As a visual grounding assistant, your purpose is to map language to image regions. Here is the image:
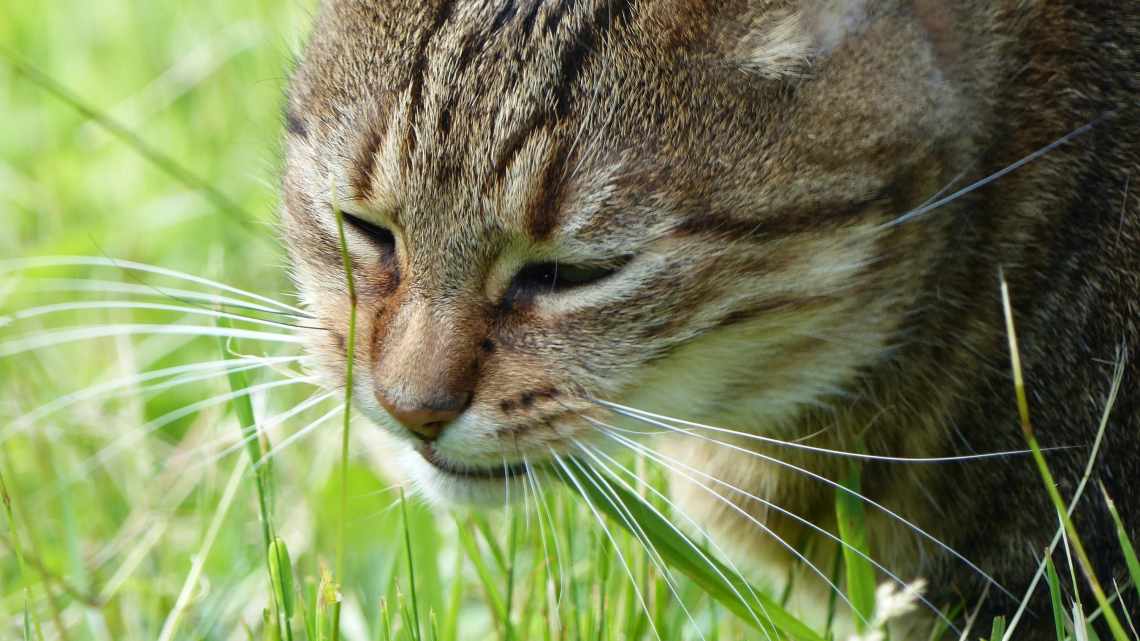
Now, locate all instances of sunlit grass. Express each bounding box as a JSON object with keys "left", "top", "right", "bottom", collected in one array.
[{"left": 1, "top": 1, "right": 1136, "bottom": 640}]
